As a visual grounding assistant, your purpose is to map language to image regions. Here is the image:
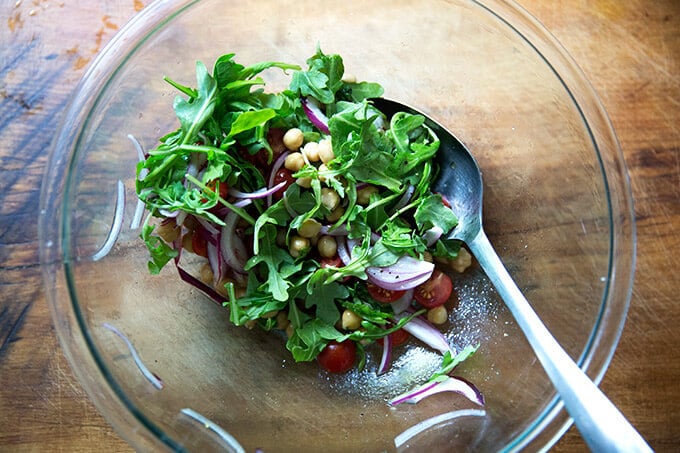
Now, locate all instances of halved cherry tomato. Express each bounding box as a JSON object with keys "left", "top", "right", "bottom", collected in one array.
[
  {"left": 320, "top": 255, "right": 343, "bottom": 269},
  {"left": 367, "top": 282, "right": 406, "bottom": 304},
  {"left": 377, "top": 328, "right": 410, "bottom": 347},
  {"left": 191, "top": 227, "right": 208, "bottom": 258},
  {"left": 272, "top": 168, "right": 295, "bottom": 200},
  {"left": 414, "top": 269, "right": 453, "bottom": 308},
  {"left": 317, "top": 340, "right": 356, "bottom": 373}
]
